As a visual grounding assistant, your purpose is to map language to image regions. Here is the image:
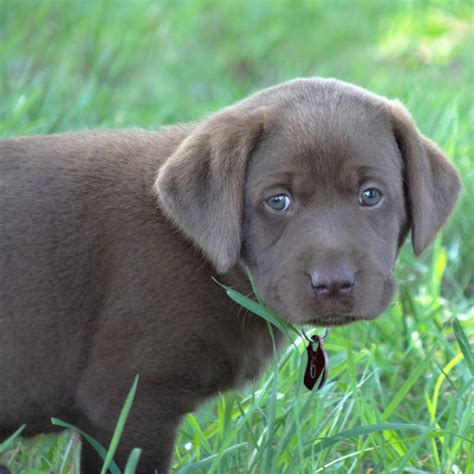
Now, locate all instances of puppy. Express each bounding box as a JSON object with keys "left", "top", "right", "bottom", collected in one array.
[{"left": 0, "top": 78, "right": 460, "bottom": 473}]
